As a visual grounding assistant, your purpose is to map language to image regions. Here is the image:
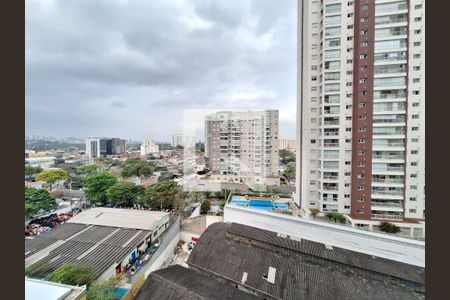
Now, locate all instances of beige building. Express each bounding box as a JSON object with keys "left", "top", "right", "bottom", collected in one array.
[
  {"left": 296, "top": 0, "right": 425, "bottom": 230},
  {"left": 205, "top": 110, "right": 279, "bottom": 186},
  {"left": 279, "top": 138, "right": 296, "bottom": 152}
]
